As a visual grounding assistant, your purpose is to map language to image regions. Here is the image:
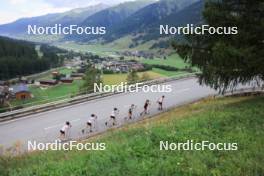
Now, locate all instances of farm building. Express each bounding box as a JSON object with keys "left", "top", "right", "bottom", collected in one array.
[
  {"left": 60, "top": 78, "right": 73, "bottom": 83},
  {"left": 39, "top": 80, "right": 58, "bottom": 86},
  {"left": 71, "top": 73, "right": 85, "bottom": 79},
  {"left": 10, "top": 84, "right": 32, "bottom": 100}
]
